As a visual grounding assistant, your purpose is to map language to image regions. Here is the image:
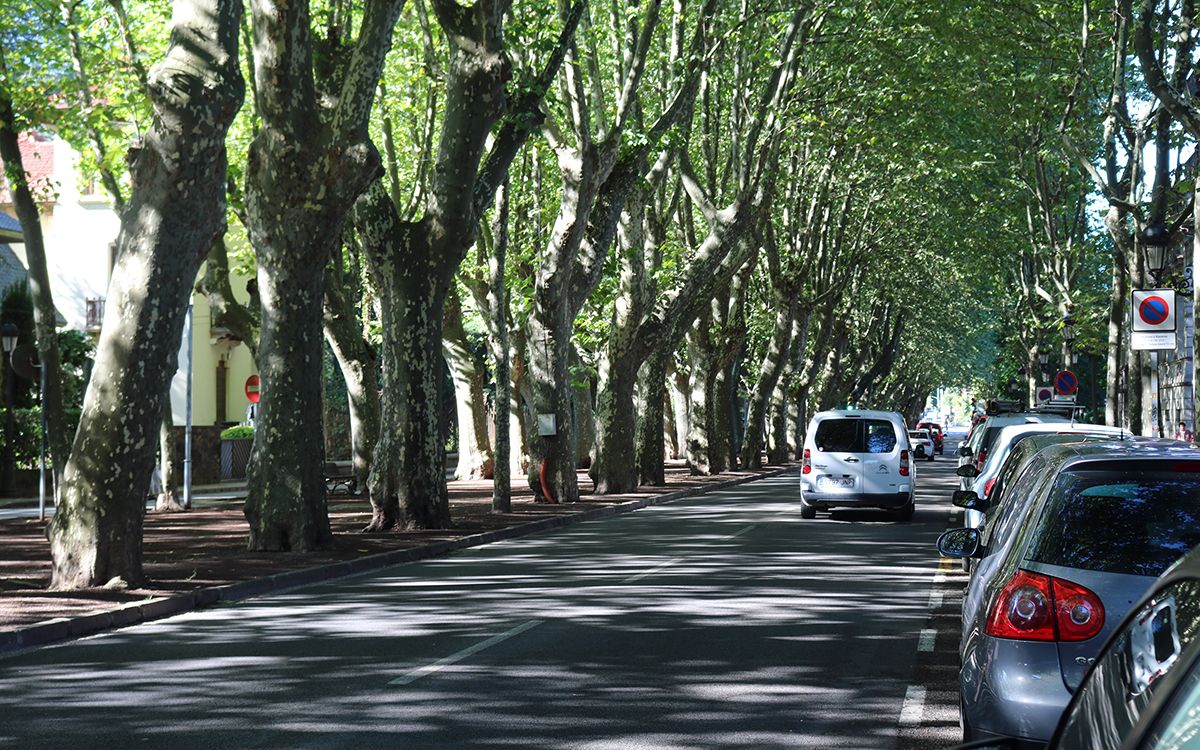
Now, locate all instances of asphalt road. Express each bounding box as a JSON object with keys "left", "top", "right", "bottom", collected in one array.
[{"left": 0, "top": 446, "right": 967, "bottom": 750}]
